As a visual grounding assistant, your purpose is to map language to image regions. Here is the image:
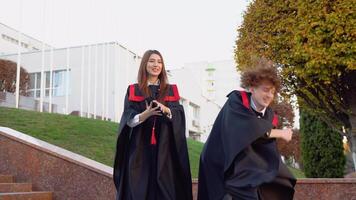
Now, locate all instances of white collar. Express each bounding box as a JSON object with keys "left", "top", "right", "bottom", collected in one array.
[
  {"left": 148, "top": 79, "right": 160, "bottom": 86},
  {"left": 250, "top": 97, "right": 266, "bottom": 116}
]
